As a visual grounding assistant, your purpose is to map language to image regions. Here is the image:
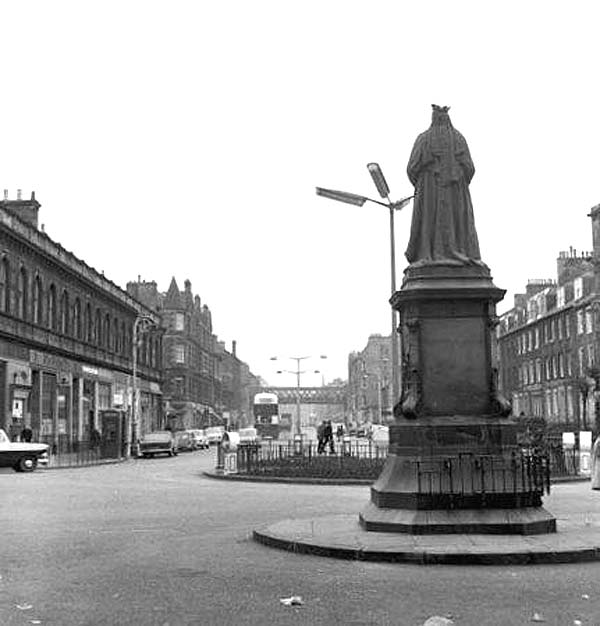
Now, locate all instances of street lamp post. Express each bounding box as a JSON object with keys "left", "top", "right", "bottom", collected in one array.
[
  {"left": 271, "top": 355, "right": 327, "bottom": 435},
  {"left": 317, "top": 164, "right": 412, "bottom": 416},
  {"left": 131, "top": 314, "right": 156, "bottom": 458}
]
